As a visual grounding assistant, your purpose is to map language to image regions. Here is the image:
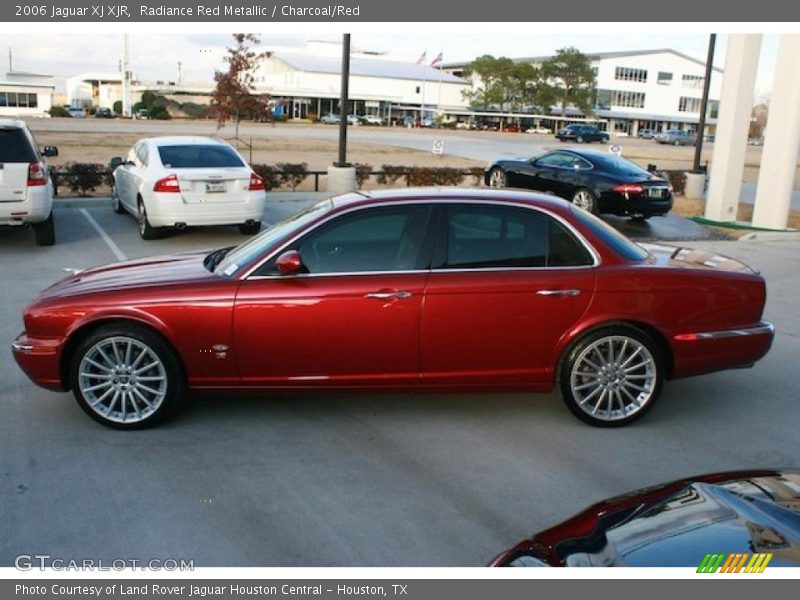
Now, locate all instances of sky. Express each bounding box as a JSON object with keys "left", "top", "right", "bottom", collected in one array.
[{"left": 1, "top": 32, "right": 780, "bottom": 100}]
